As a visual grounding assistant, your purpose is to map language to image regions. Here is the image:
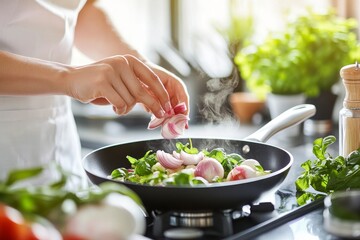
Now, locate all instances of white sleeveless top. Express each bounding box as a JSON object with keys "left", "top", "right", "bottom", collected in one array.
[{"left": 0, "top": 0, "right": 87, "bottom": 188}]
